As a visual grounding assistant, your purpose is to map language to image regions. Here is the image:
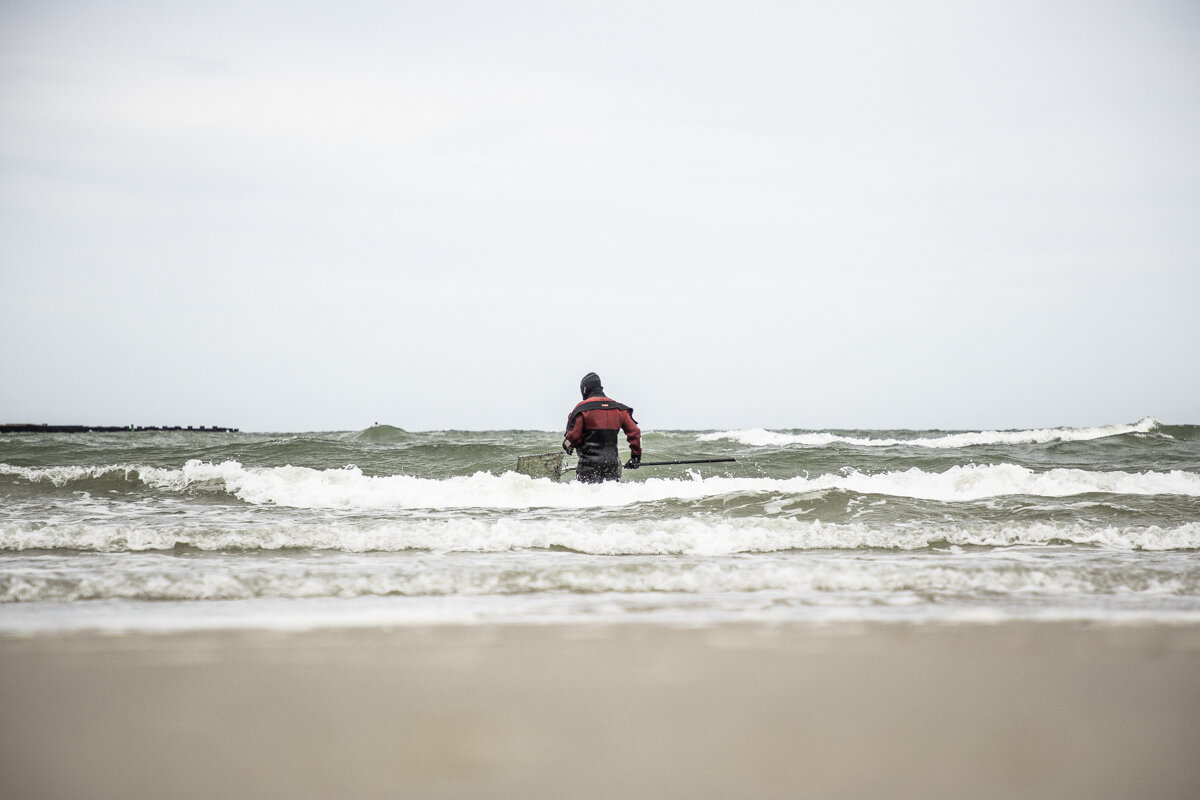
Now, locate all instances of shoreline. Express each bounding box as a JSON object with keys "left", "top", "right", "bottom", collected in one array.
[{"left": 3, "top": 620, "right": 1199, "bottom": 799}]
